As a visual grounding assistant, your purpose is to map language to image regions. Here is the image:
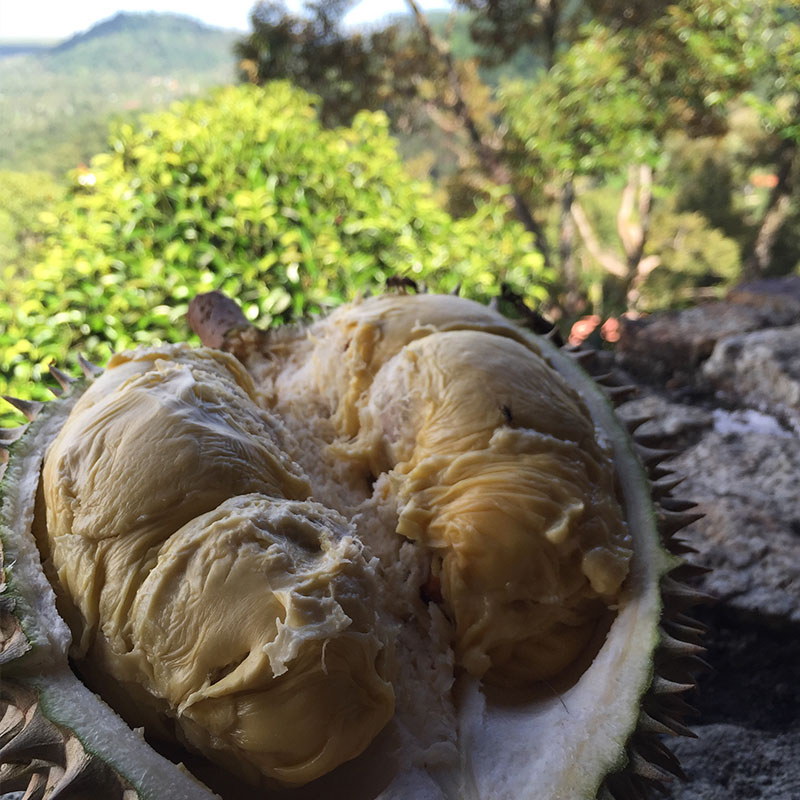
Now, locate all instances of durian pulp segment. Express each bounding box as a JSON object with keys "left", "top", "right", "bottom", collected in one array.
[
  {"left": 40, "top": 345, "right": 396, "bottom": 787},
  {"left": 11, "top": 293, "right": 666, "bottom": 800},
  {"left": 236, "top": 294, "right": 644, "bottom": 799}
]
